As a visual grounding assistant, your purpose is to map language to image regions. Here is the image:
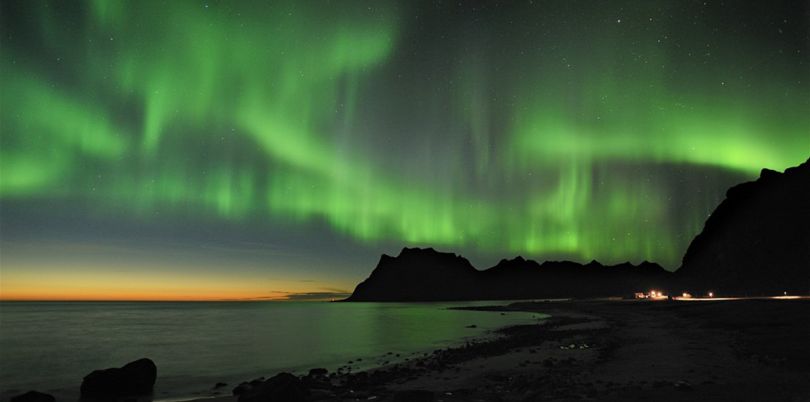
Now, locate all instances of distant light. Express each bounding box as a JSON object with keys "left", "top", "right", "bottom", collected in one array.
[
  {"left": 708, "top": 292, "right": 714, "bottom": 298},
  {"left": 784, "top": 291, "right": 788, "bottom": 296}
]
